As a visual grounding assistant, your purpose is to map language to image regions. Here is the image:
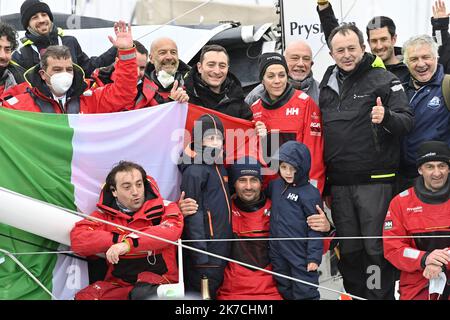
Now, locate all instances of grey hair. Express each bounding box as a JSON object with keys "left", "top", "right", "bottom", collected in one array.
[{"left": 402, "top": 34, "right": 439, "bottom": 64}]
